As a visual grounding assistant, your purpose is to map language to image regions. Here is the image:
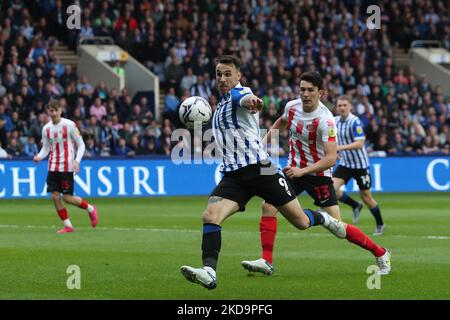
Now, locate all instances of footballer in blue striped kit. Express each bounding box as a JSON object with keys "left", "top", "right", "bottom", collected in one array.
[
  {"left": 333, "top": 95, "right": 386, "bottom": 235},
  {"left": 180, "top": 56, "right": 360, "bottom": 289}
]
